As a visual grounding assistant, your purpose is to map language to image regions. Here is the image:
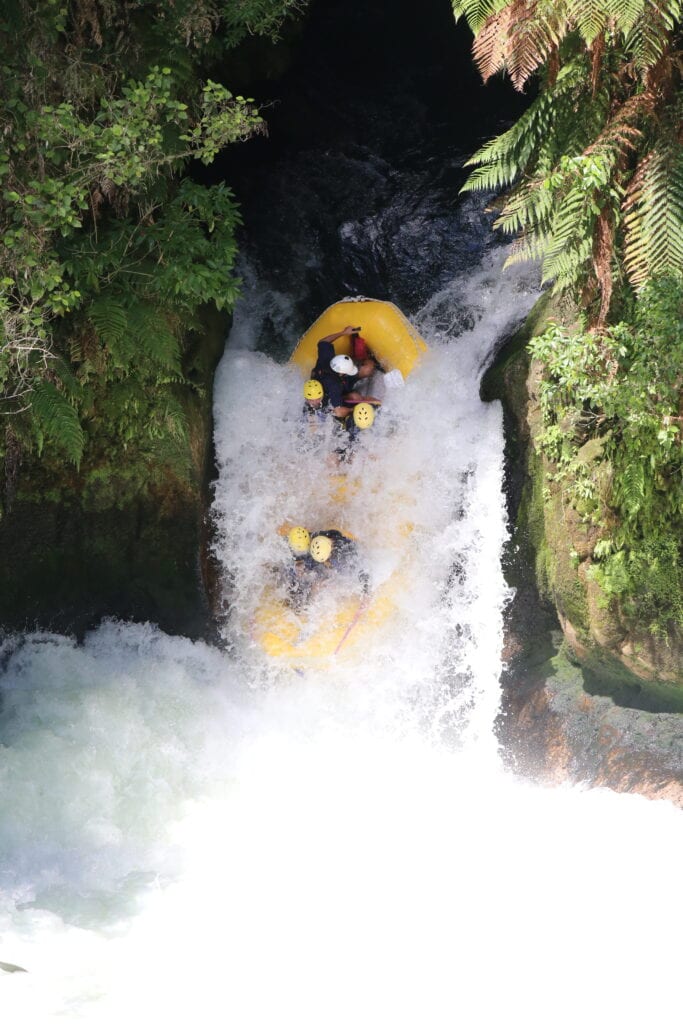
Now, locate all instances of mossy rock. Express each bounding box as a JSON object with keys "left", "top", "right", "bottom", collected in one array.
[
  {"left": 0, "top": 306, "right": 228, "bottom": 640},
  {"left": 489, "top": 290, "right": 683, "bottom": 706}
]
